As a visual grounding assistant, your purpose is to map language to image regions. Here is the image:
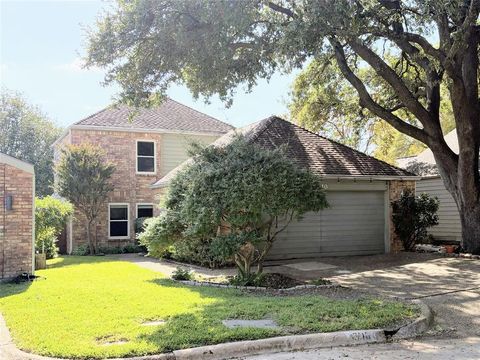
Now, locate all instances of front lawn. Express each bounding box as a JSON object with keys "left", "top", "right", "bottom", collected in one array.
[{"left": 0, "top": 256, "right": 416, "bottom": 359}]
